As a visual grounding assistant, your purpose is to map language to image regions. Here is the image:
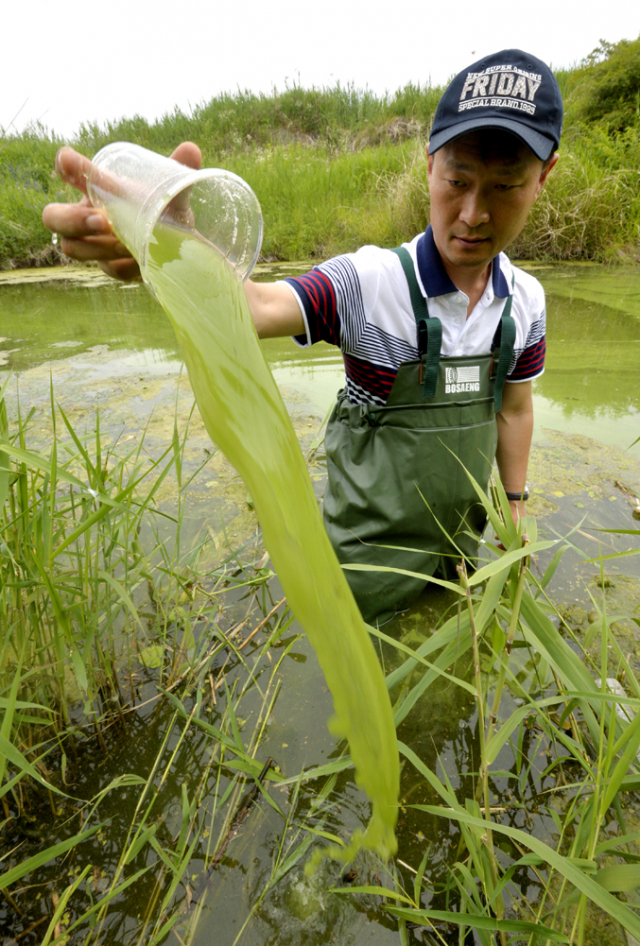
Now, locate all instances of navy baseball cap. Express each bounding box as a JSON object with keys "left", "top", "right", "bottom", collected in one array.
[{"left": 429, "top": 49, "right": 563, "bottom": 161}]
